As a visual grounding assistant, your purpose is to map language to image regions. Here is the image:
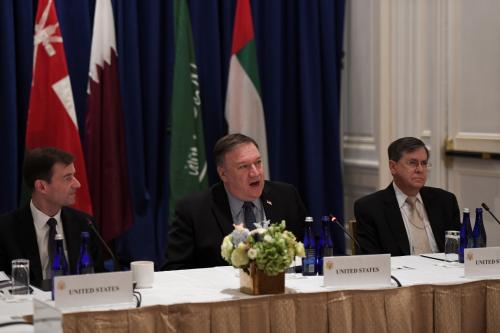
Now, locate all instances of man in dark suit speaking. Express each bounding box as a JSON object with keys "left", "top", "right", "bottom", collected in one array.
[
  {"left": 0, "top": 147, "right": 104, "bottom": 287},
  {"left": 163, "top": 133, "right": 307, "bottom": 270},
  {"left": 354, "top": 137, "right": 460, "bottom": 256}
]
